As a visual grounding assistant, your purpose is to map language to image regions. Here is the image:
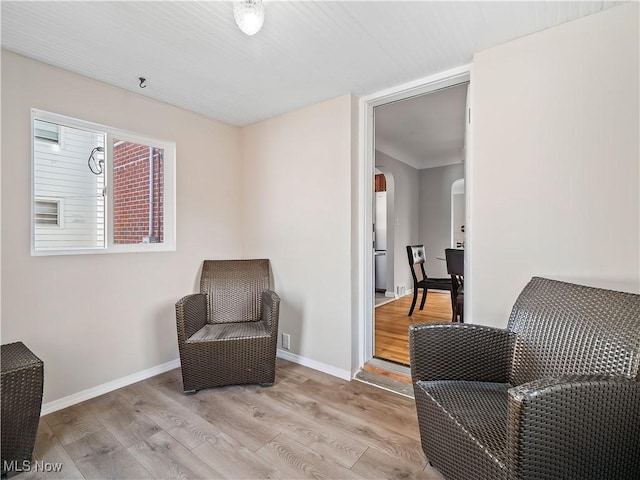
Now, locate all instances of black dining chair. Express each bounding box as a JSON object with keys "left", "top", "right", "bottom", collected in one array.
[
  {"left": 406, "top": 245, "right": 452, "bottom": 316},
  {"left": 445, "top": 248, "right": 464, "bottom": 322}
]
